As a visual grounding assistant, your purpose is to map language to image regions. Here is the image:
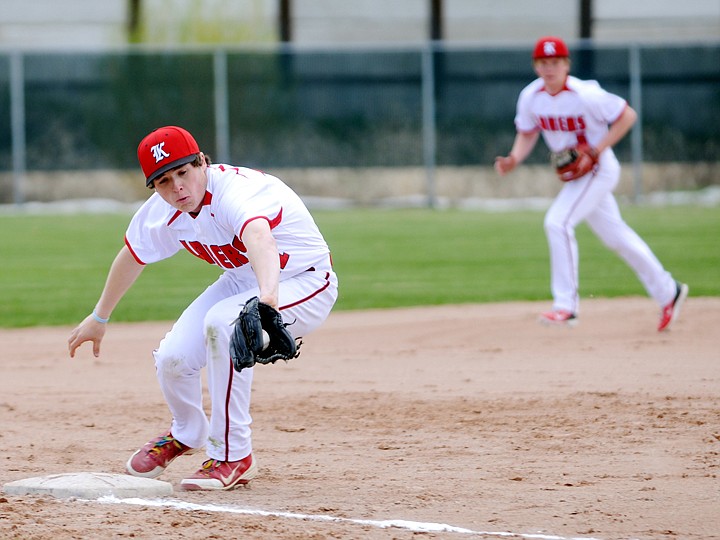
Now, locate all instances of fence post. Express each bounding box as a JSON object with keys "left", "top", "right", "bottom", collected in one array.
[
  {"left": 213, "top": 48, "right": 230, "bottom": 164},
  {"left": 629, "top": 43, "right": 644, "bottom": 203},
  {"left": 10, "top": 51, "right": 26, "bottom": 206},
  {"left": 421, "top": 42, "right": 437, "bottom": 209}
]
